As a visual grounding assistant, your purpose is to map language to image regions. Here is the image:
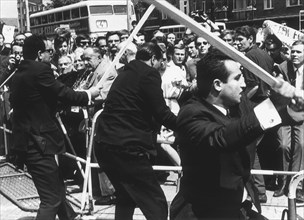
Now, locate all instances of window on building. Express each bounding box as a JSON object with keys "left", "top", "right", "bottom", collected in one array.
[
  {"left": 233, "top": 0, "right": 247, "bottom": 10},
  {"left": 264, "top": 0, "right": 273, "bottom": 9},
  {"left": 286, "top": 0, "right": 300, "bottom": 6}
]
